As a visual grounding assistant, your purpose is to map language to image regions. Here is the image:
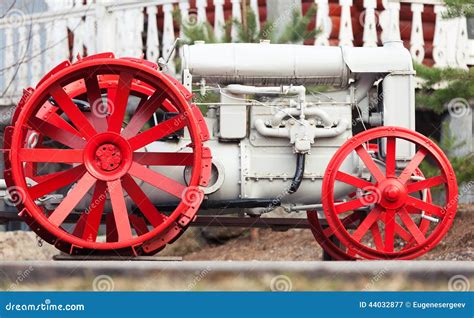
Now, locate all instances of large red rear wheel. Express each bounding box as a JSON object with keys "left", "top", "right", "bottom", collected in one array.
[
  {"left": 321, "top": 127, "right": 458, "bottom": 260},
  {"left": 4, "top": 54, "right": 211, "bottom": 256}
]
